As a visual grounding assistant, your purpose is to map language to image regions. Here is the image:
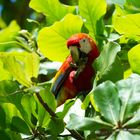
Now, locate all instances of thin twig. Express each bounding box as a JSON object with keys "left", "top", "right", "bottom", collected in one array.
[
  {"left": 36, "top": 92, "right": 85, "bottom": 140},
  {"left": 36, "top": 92, "right": 57, "bottom": 117},
  {"left": 67, "top": 129, "right": 85, "bottom": 140}
]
